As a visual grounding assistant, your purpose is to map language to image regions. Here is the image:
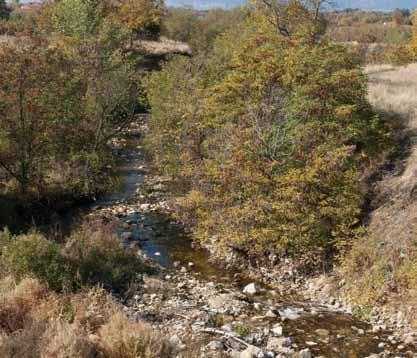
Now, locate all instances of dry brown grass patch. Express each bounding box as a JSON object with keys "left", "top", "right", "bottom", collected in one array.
[
  {"left": 0, "top": 277, "right": 49, "bottom": 334},
  {"left": 98, "top": 312, "right": 172, "bottom": 358},
  {"left": 341, "top": 63, "right": 417, "bottom": 325}
]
